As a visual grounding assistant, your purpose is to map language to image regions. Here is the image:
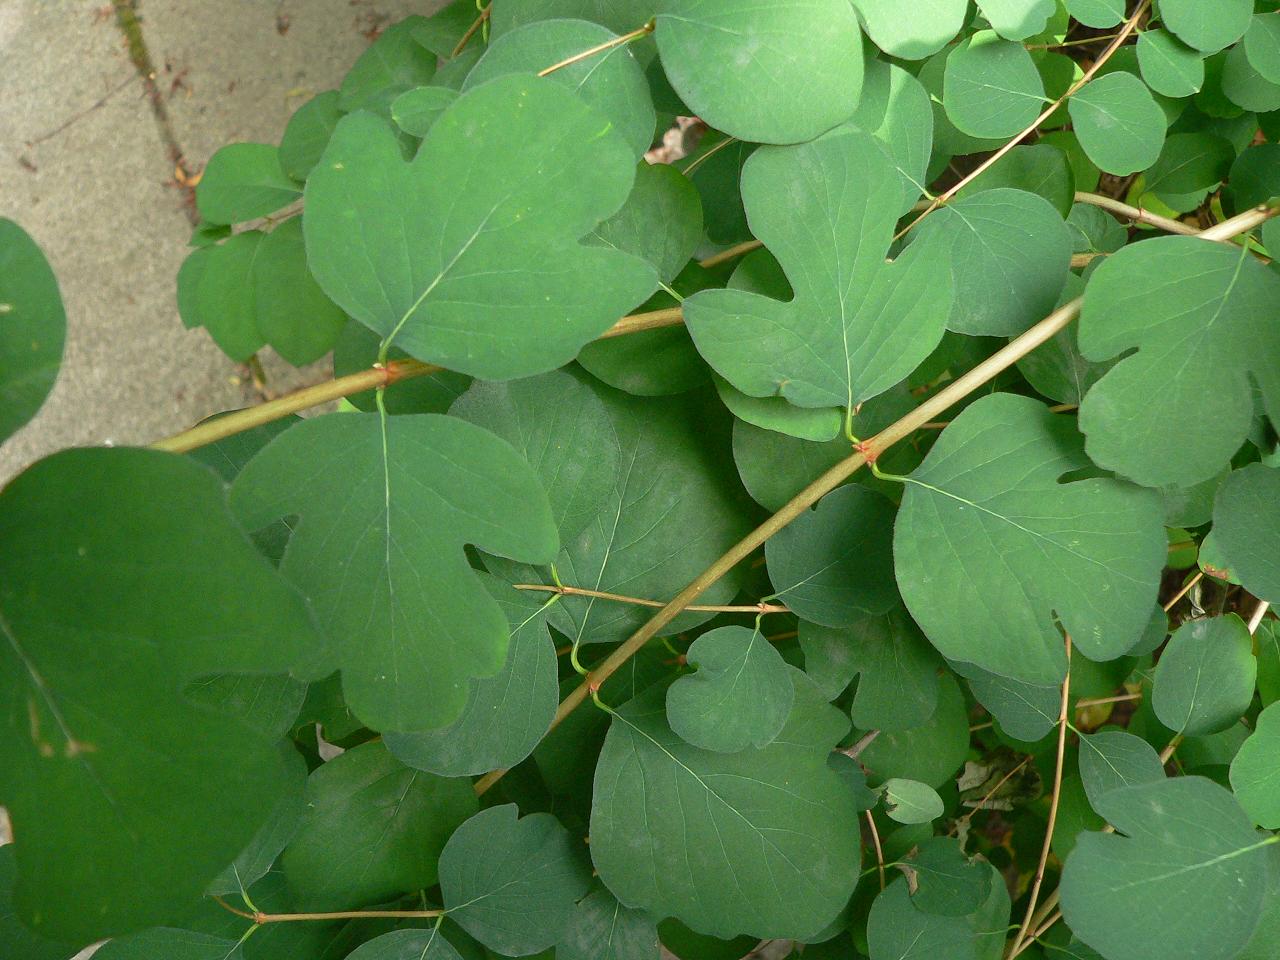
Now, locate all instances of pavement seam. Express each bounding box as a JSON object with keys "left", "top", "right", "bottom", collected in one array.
[{"left": 110, "top": 0, "right": 199, "bottom": 224}]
